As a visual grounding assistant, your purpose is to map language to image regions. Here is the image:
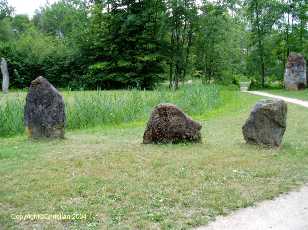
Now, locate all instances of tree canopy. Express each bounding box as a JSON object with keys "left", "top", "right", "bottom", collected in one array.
[{"left": 0, "top": 0, "right": 307, "bottom": 89}]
